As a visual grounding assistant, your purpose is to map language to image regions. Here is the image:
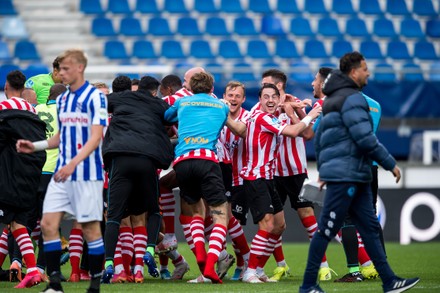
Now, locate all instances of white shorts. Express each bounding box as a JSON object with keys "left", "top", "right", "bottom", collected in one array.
[{"left": 43, "top": 179, "right": 103, "bottom": 223}]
